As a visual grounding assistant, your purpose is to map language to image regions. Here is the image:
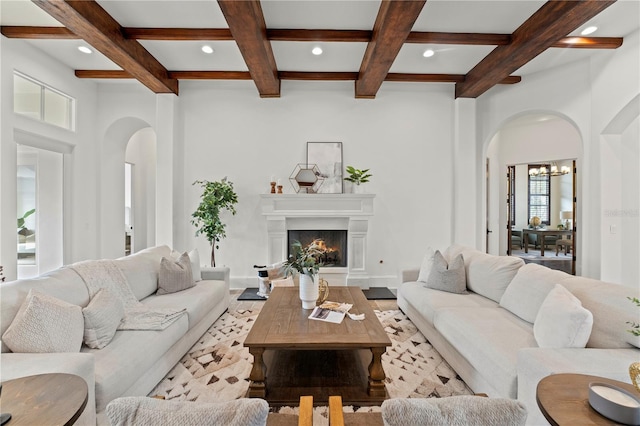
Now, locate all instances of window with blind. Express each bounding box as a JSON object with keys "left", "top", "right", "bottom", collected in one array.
[{"left": 528, "top": 165, "right": 551, "bottom": 225}]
